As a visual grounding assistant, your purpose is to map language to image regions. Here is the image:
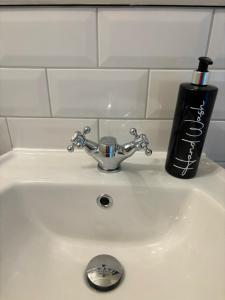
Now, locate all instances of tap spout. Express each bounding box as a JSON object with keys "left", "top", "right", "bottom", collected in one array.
[{"left": 117, "top": 142, "right": 137, "bottom": 158}]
